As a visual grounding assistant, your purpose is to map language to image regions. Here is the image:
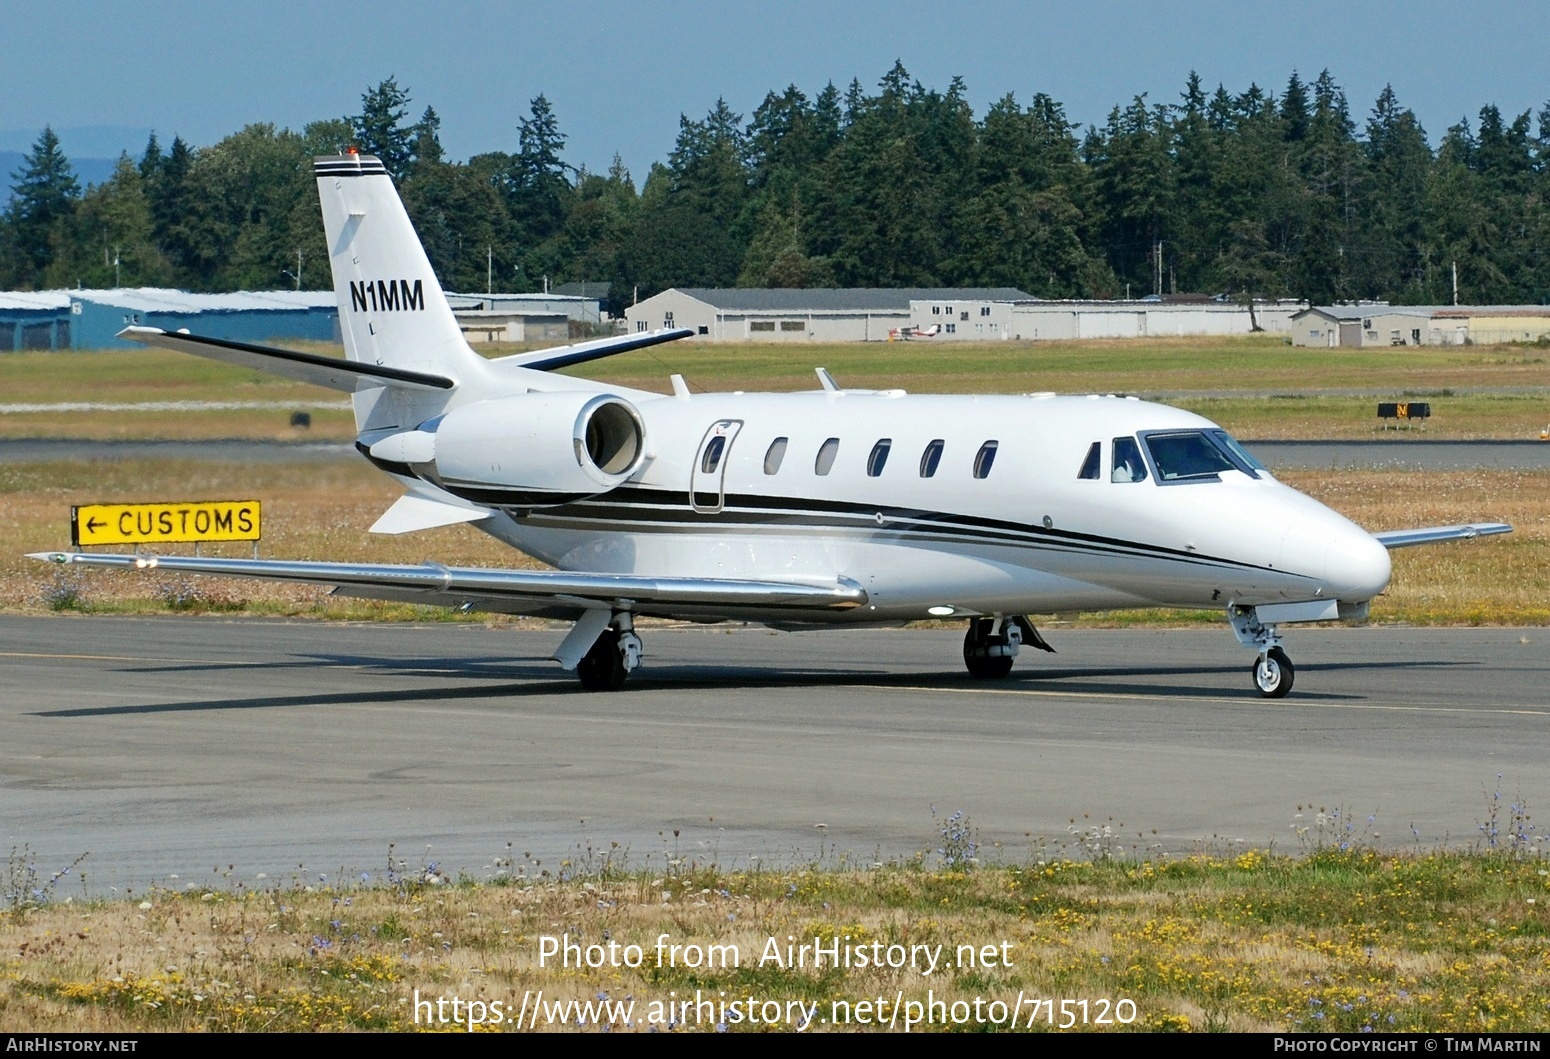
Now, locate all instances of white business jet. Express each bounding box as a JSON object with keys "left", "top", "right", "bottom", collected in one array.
[{"left": 32, "top": 152, "right": 1511, "bottom": 697}]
